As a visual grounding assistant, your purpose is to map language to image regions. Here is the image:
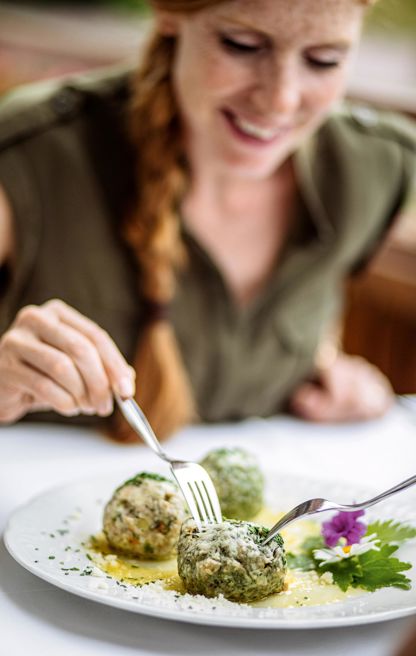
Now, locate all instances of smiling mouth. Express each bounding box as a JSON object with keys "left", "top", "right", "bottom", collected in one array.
[{"left": 222, "top": 110, "right": 291, "bottom": 143}]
